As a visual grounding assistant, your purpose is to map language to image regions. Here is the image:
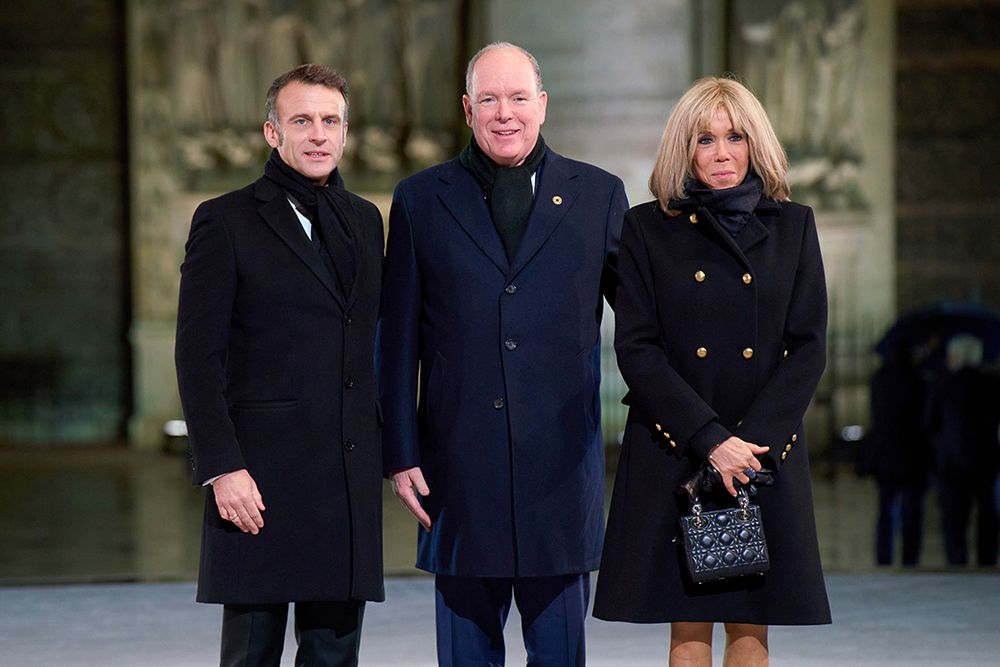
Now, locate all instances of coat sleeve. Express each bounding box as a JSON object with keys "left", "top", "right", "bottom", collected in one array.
[
  {"left": 614, "top": 208, "right": 729, "bottom": 456},
  {"left": 734, "top": 207, "right": 828, "bottom": 471},
  {"left": 379, "top": 185, "right": 422, "bottom": 476},
  {"left": 600, "top": 178, "right": 629, "bottom": 309},
  {"left": 174, "top": 205, "right": 246, "bottom": 485}
]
